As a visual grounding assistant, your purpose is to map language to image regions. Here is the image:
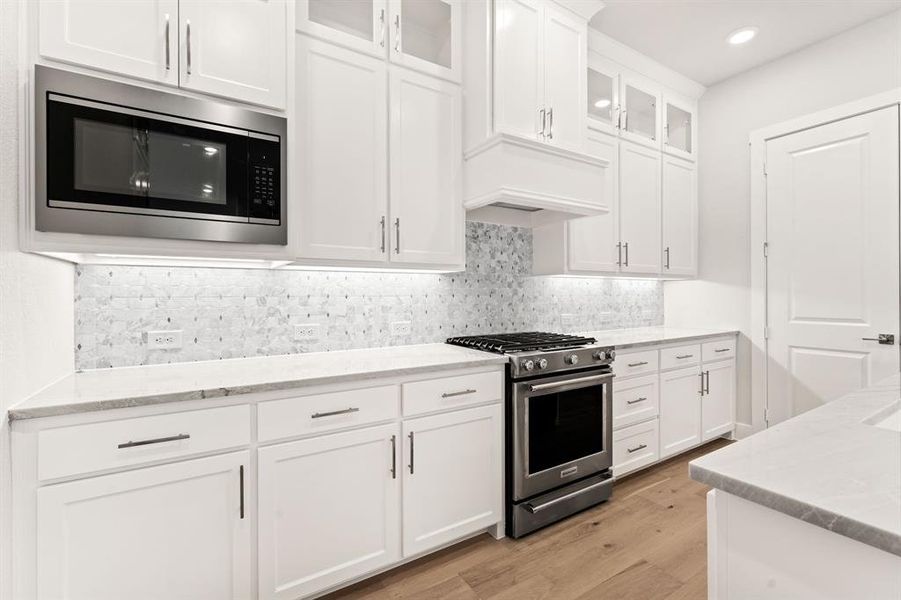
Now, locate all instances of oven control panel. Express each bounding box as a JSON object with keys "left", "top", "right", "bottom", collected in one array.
[
  {"left": 509, "top": 345, "right": 615, "bottom": 379},
  {"left": 248, "top": 136, "right": 280, "bottom": 222}
]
